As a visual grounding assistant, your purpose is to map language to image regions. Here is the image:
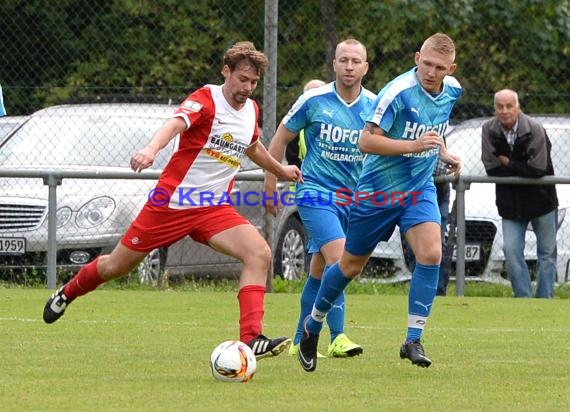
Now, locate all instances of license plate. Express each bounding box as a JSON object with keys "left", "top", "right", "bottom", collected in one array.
[
  {"left": 452, "top": 244, "right": 480, "bottom": 261},
  {"left": 0, "top": 237, "right": 26, "bottom": 255}
]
